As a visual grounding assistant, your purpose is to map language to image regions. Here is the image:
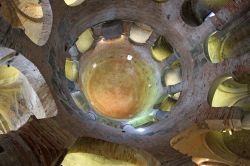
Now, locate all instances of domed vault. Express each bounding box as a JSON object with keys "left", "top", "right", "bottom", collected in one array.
[{"left": 0, "top": 0, "right": 249, "bottom": 166}]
